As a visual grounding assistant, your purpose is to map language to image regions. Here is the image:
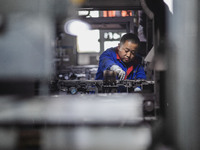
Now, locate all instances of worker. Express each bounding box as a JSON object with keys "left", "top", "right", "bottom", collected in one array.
[{"left": 95, "top": 33, "right": 146, "bottom": 81}]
